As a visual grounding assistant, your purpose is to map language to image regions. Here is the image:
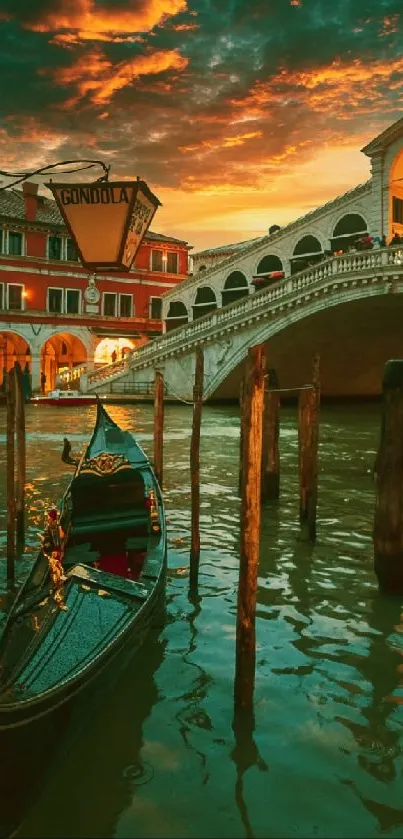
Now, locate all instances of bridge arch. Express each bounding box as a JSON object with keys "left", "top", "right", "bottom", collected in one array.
[
  {"left": 41, "top": 331, "right": 88, "bottom": 391},
  {"left": 221, "top": 271, "right": 249, "bottom": 307},
  {"left": 331, "top": 213, "right": 368, "bottom": 251},
  {"left": 388, "top": 147, "right": 403, "bottom": 240},
  {"left": 166, "top": 300, "right": 189, "bottom": 332},
  {"left": 290, "top": 234, "right": 324, "bottom": 274},
  {"left": 255, "top": 254, "right": 283, "bottom": 274},
  {"left": 0, "top": 330, "right": 31, "bottom": 388},
  {"left": 193, "top": 286, "right": 217, "bottom": 320}
]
